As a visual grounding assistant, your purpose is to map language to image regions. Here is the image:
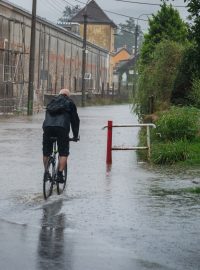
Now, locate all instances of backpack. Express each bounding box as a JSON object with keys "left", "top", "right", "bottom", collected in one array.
[{"left": 46, "top": 95, "right": 68, "bottom": 115}]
